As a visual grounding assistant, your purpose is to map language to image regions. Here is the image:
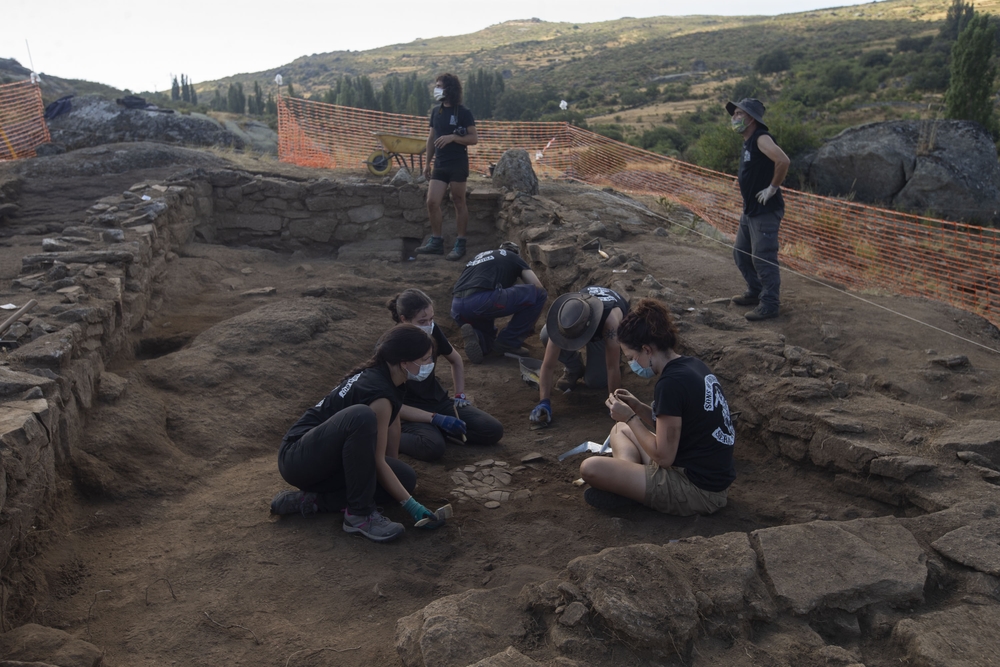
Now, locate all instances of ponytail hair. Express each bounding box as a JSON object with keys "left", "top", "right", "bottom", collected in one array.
[
  {"left": 387, "top": 289, "right": 433, "bottom": 324},
  {"left": 617, "top": 299, "right": 678, "bottom": 353},
  {"left": 340, "top": 324, "right": 434, "bottom": 383}
]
